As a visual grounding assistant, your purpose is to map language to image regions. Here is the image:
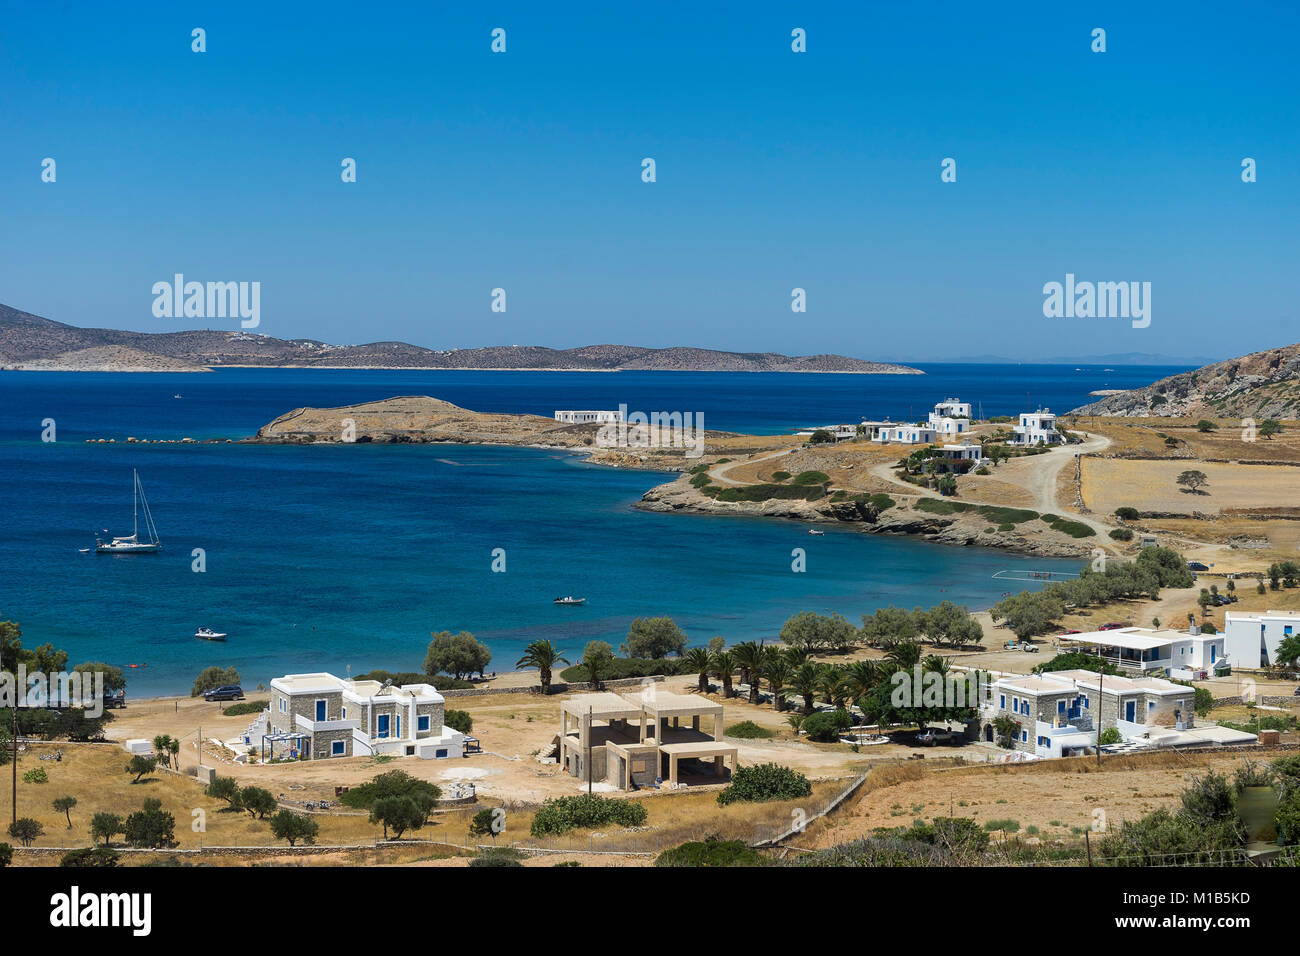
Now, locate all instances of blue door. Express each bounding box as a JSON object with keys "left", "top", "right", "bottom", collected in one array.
[
  {"left": 315, "top": 700, "right": 326, "bottom": 721},
  {"left": 1125, "top": 701, "right": 1136, "bottom": 722},
  {"left": 377, "top": 714, "right": 390, "bottom": 738},
  {"left": 1210, "top": 645, "right": 1216, "bottom": 663}
]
